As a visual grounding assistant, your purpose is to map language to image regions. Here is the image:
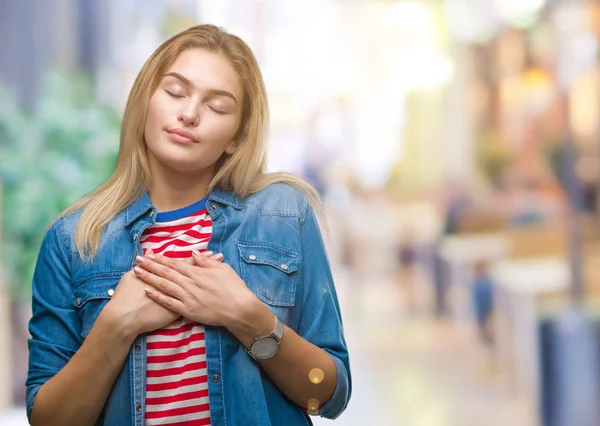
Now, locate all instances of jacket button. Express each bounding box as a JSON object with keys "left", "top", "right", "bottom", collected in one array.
[
  {"left": 249, "top": 255, "right": 257, "bottom": 261},
  {"left": 210, "top": 204, "right": 216, "bottom": 210},
  {"left": 149, "top": 210, "right": 155, "bottom": 218},
  {"left": 212, "top": 374, "right": 220, "bottom": 383},
  {"left": 135, "top": 404, "right": 142, "bottom": 413},
  {"left": 107, "top": 289, "right": 115, "bottom": 297},
  {"left": 281, "top": 264, "right": 288, "bottom": 271},
  {"left": 76, "top": 297, "right": 82, "bottom": 306},
  {"left": 134, "top": 344, "right": 142, "bottom": 352},
  {"left": 133, "top": 233, "right": 138, "bottom": 241}
]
